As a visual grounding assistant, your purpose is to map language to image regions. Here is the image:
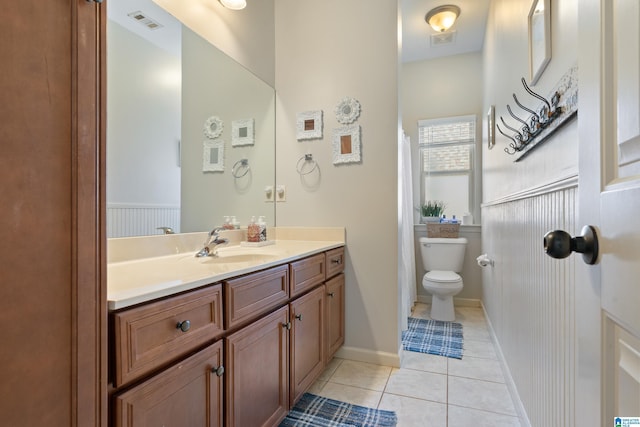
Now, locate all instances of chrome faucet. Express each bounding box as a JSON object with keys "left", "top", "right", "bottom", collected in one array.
[
  {"left": 195, "top": 227, "right": 229, "bottom": 257},
  {"left": 157, "top": 226, "right": 174, "bottom": 235}
]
